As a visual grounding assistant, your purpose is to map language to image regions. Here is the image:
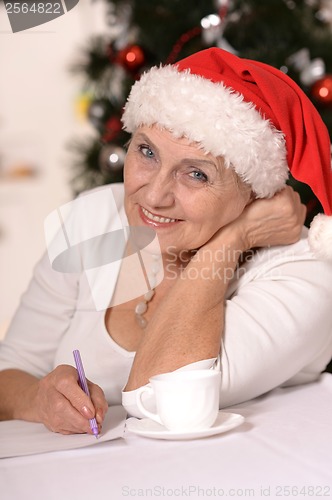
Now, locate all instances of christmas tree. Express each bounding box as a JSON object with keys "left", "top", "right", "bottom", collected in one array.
[{"left": 70, "top": 0, "right": 332, "bottom": 227}]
